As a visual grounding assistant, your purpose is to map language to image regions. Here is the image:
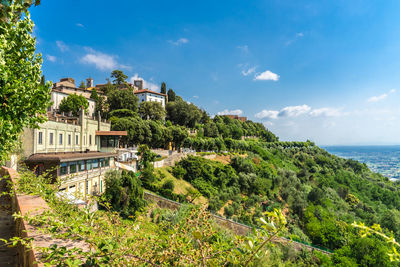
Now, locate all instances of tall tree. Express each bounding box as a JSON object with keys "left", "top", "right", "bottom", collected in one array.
[
  {"left": 167, "top": 88, "right": 176, "bottom": 102},
  {"left": 138, "top": 101, "right": 166, "bottom": 121},
  {"left": 79, "top": 81, "right": 86, "bottom": 89},
  {"left": 166, "top": 100, "right": 203, "bottom": 128},
  {"left": 111, "top": 70, "right": 128, "bottom": 85},
  {"left": 161, "top": 82, "right": 167, "bottom": 94},
  {"left": 103, "top": 170, "right": 146, "bottom": 219},
  {"left": 107, "top": 89, "right": 139, "bottom": 113},
  {"left": 90, "top": 88, "right": 99, "bottom": 100},
  {"left": 59, "top": 94, "right": 89, "bottom": 116},
  {"left": 0, "top": 2, "right": 51, "bottom": 161}
]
